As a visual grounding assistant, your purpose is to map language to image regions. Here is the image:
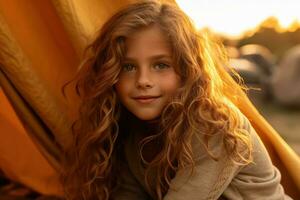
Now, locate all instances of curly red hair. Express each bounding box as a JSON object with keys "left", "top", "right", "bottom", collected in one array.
[{"left": 62, "top": 1, "right": 252, "bottom": 199}]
